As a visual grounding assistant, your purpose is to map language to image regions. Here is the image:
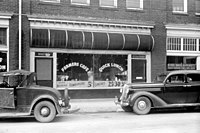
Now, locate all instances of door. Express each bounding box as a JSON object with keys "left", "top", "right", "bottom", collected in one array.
[
  {"left": 35, "top": 58, "right": 53, "bottom": 87},
  {"left": 131, "top": 59, "right": 146, "bottom": 83},
  {"left": 185, "top": 73, "right": 200, "bottom": 103},
  {"left": 164, "top": 74, "right": 188, "bottom": 104},
  {"left": 0, "top": 88, "right": 15, "bottom": 108}
]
